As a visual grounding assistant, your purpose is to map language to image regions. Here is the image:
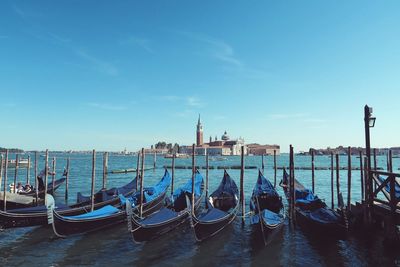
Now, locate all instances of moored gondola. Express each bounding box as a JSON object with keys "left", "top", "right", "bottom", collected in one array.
[
  {"left": 0, "top": 178, "right": 137, "bottom": 229},
  {"left": 128, "top": 170, "right": 204, "bottom": 242},
  {"left": 189, "top": 170, "right": 239, "bottom": 242},
  {"left": 48, "top": 169, "right": 171, "bottom": 237},
  {"left": 250, "top": 170, "right": 284, "bottom": 245},
  {"left": 280, "top": 169, "right": 347, "bottom": 235}
]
